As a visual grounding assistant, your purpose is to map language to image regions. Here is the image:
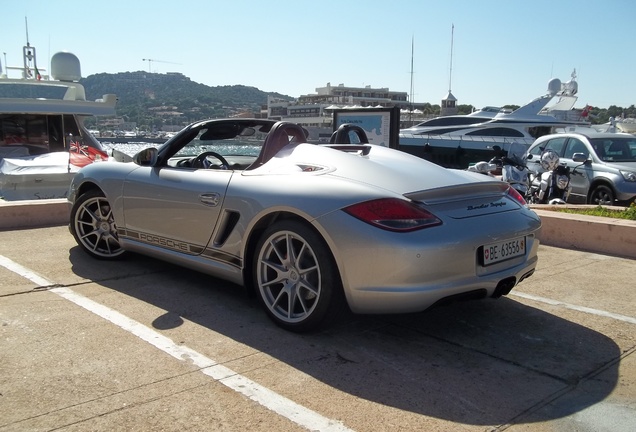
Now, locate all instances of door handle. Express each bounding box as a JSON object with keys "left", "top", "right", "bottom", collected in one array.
[{"left": 199, "top": 193, "right": 220, "bottom": 206}]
